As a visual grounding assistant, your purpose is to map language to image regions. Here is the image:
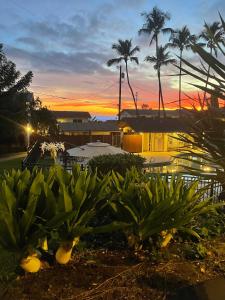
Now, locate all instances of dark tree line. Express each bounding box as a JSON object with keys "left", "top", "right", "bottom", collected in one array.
[{"left": 0, "top": 44, "right": 57, "bottom": 152}]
